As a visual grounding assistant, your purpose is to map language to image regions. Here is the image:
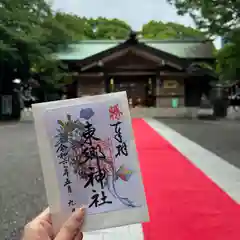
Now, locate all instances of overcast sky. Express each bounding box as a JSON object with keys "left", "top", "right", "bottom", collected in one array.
[{"left": 51, "top": 0, "right": 221, "bottom": 48}]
